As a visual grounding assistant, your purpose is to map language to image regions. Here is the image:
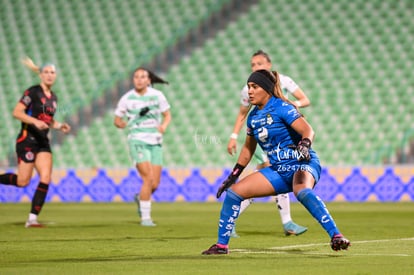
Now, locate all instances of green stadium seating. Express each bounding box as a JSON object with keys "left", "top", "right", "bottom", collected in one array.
[
  {"left": 0, "top": 0, "right": 233, "bottom": 165},
  {"left": 1, "top": 0, "right": 413, "bottom": 167}
]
